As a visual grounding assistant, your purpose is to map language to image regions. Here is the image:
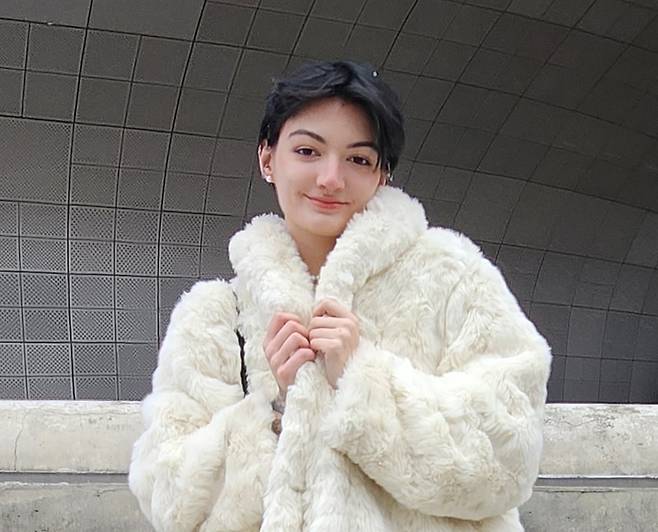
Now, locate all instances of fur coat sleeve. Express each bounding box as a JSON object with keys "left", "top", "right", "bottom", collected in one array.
[
  {"left": 128, "top": 279, "right": 277, "bottom": 532},
  {"left": 319, "top": 248, "right": 552, "bottom": 521}
]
